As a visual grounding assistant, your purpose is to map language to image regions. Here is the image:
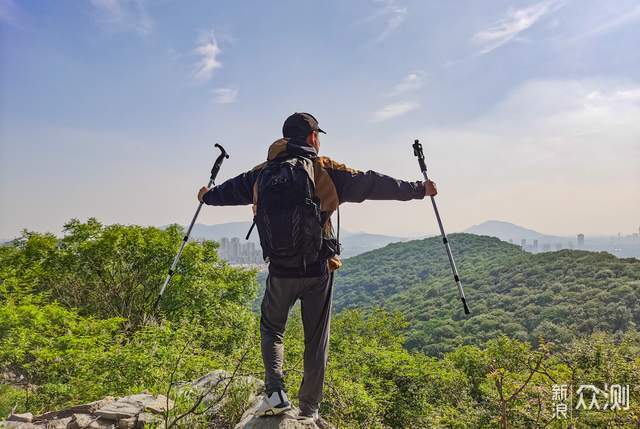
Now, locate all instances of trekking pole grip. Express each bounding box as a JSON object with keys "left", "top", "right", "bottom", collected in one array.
[
  {"left": 412, "top": 139, "right": 427, "bottom": 173},
  {"left": 210, "top": 143, "right": 230, "bottom": 181}
]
